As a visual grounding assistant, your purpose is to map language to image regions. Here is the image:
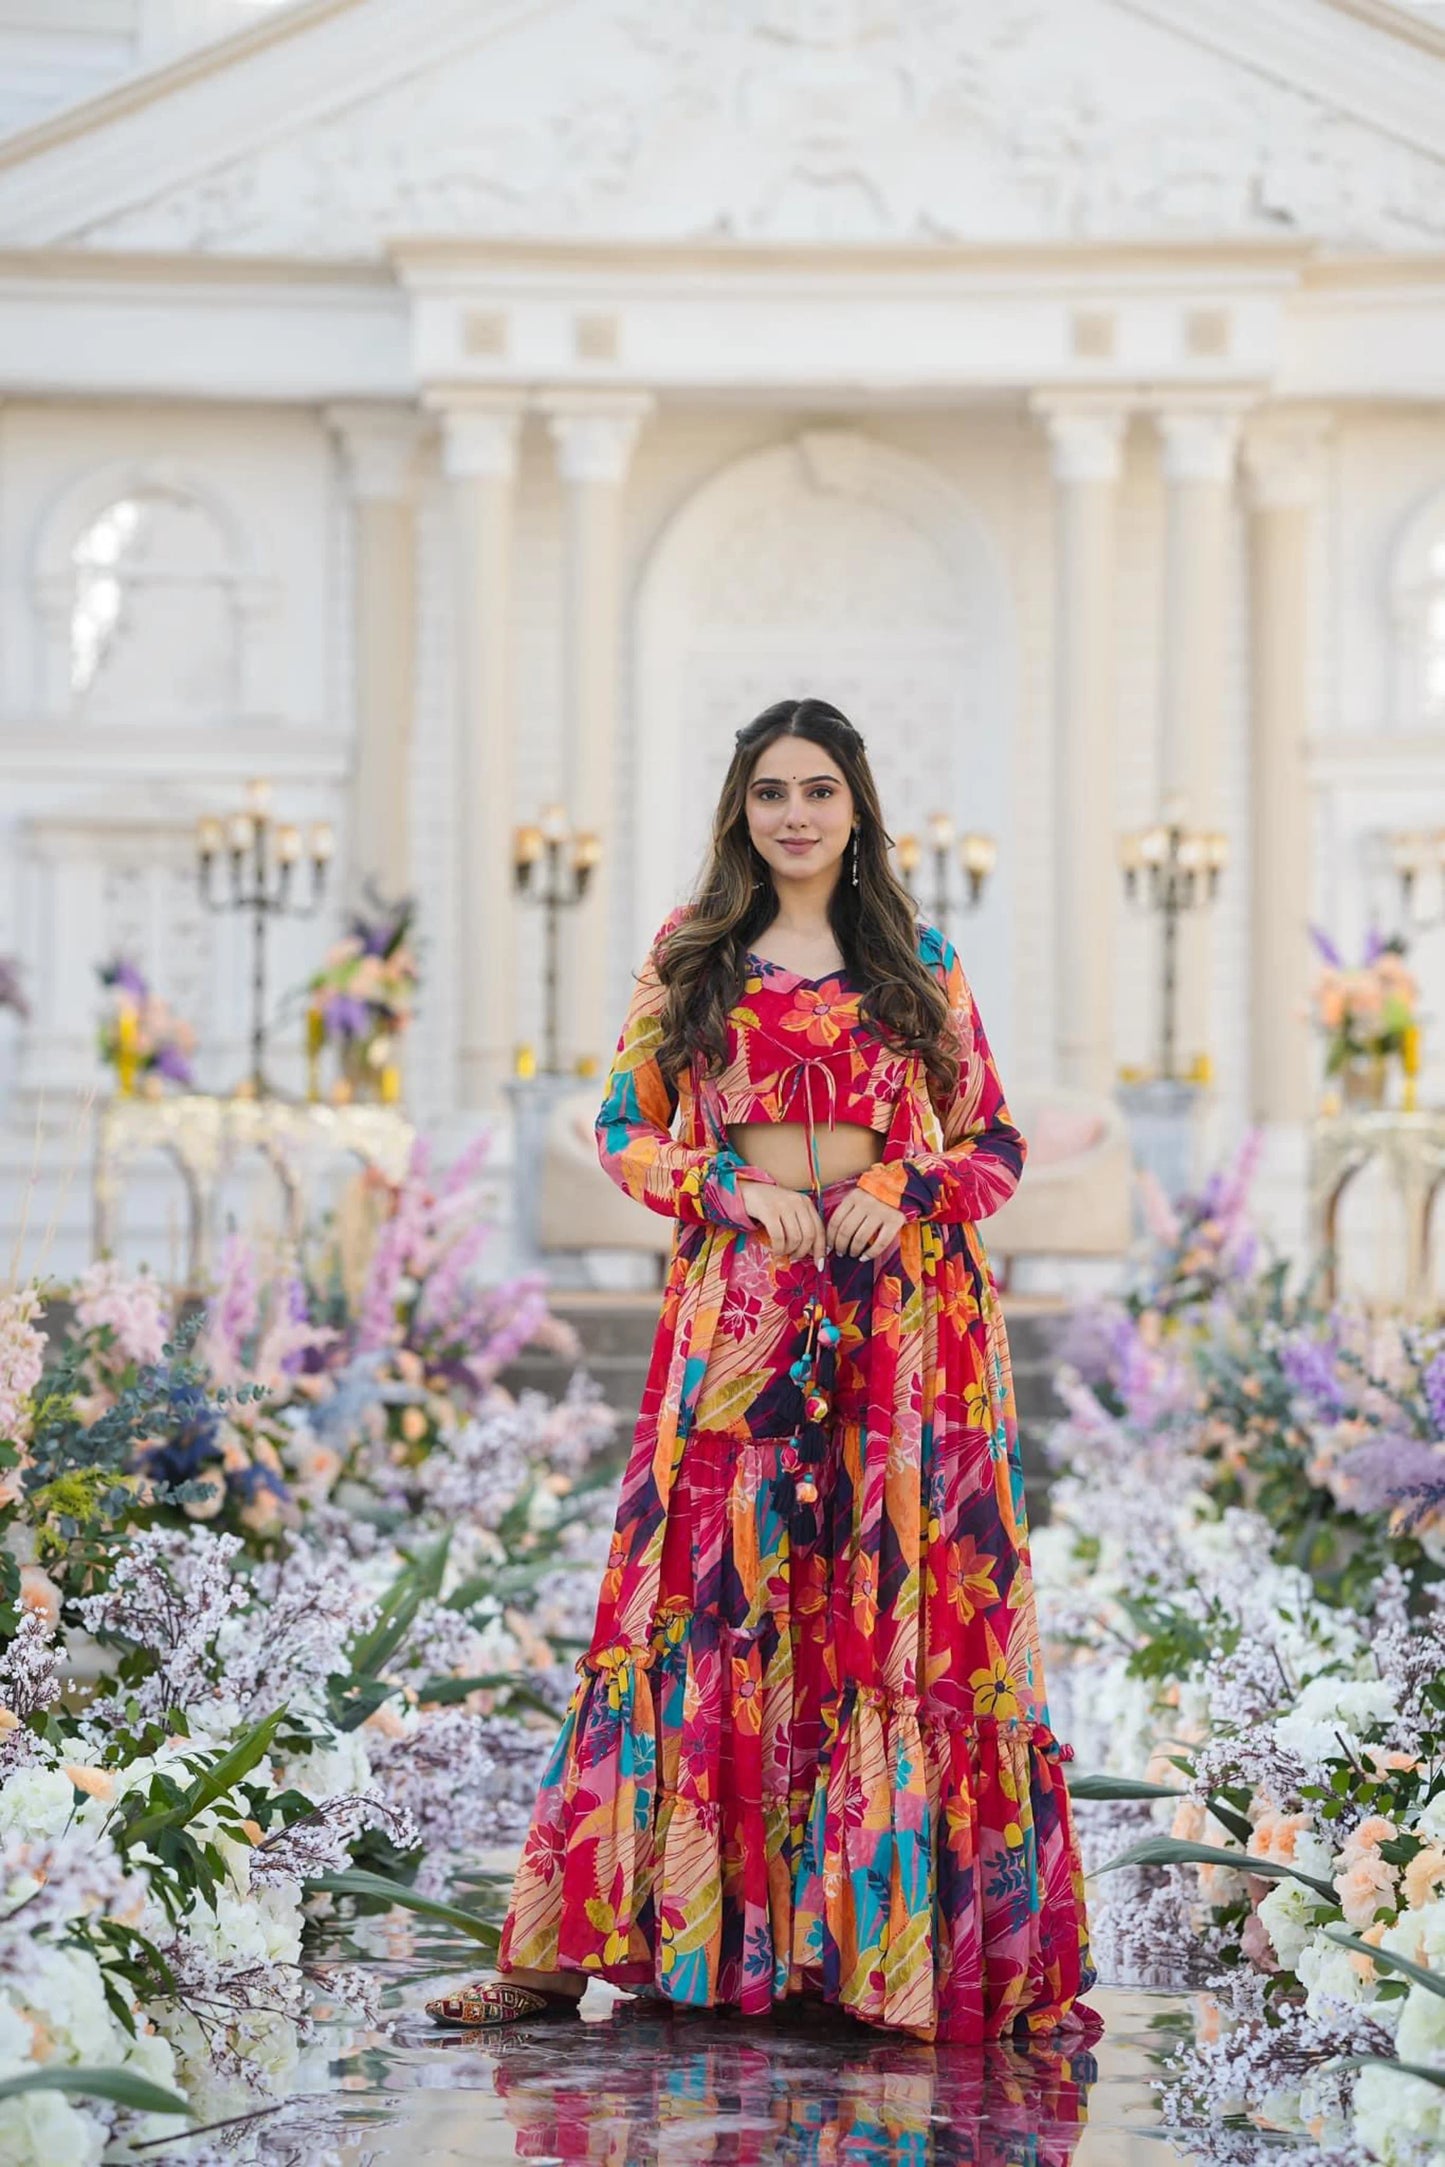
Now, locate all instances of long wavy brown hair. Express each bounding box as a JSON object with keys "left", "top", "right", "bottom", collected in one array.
[{"left": 652, "top": 697, "right": 960, "bottom": 1103}]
